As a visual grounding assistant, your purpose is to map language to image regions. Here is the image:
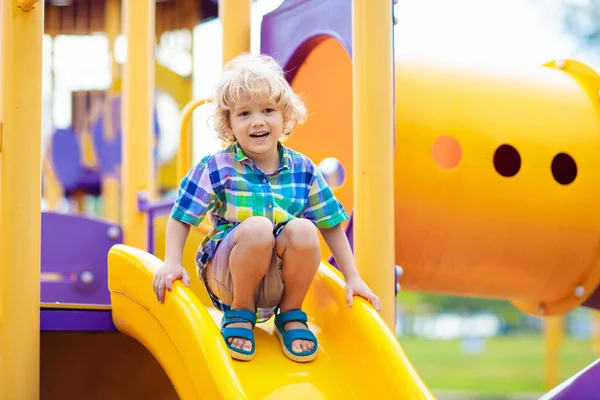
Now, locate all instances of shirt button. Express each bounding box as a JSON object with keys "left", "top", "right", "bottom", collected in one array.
[
  {"left": 263, "top": 178, "right": 267, "bottom": 183},
  {"left": 268, "top": 203, "right": 273, "bottom": 209}
]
